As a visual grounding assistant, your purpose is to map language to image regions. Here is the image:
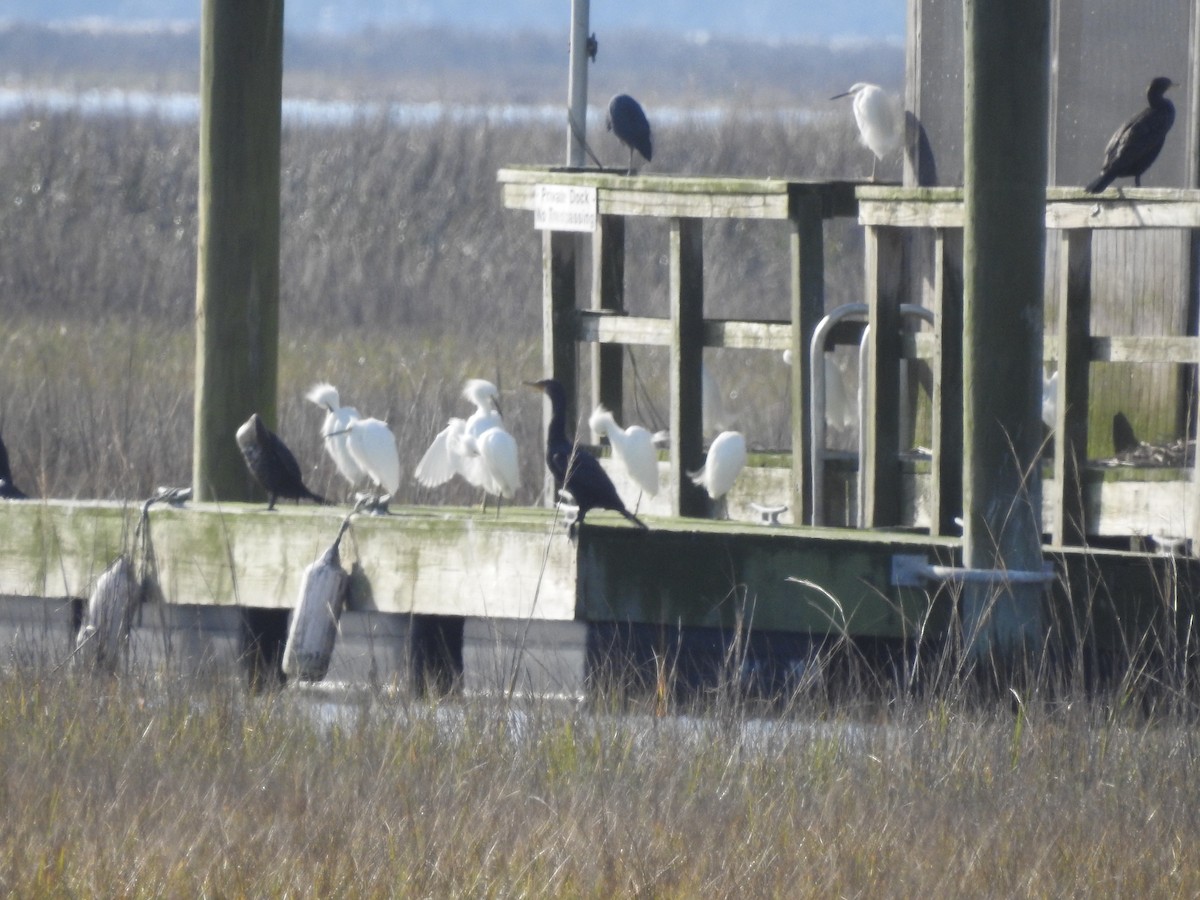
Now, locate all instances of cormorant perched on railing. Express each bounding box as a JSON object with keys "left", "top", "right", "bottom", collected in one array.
[
  {"left": 1085, "top": 77, "right": 1176, "bottom": 194},
  {"left": 606, "top": 93, "right": 652, "bottom": 174},
  {"left": 0, "top": 430, "right": 27, "bottom": 499},
  {"left": 525, "top": 379, "right": 647, "bottom": 536},
  {"left": 236, "top": 413, "right": 325, "bottom": 510}
]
